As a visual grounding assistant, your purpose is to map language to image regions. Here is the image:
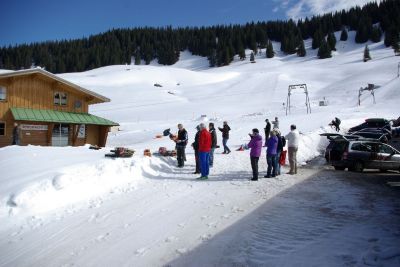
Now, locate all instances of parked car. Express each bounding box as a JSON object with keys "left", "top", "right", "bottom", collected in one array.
[
  {"left": 321, "top": 134, "right": 400, "bottom": 172},
  {"left": 348, "top": 118, "right": 391, "bottom": 133}
]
